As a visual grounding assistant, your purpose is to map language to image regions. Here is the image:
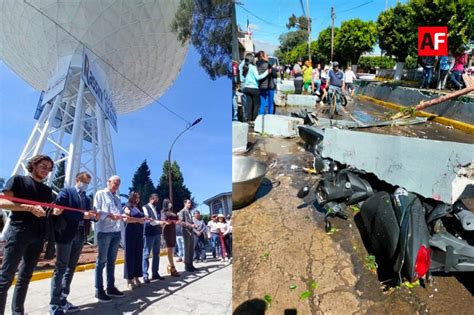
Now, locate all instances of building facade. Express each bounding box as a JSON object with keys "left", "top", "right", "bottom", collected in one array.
[{"left": 203, "top": 192, "right": 232, "bottom": 217}]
